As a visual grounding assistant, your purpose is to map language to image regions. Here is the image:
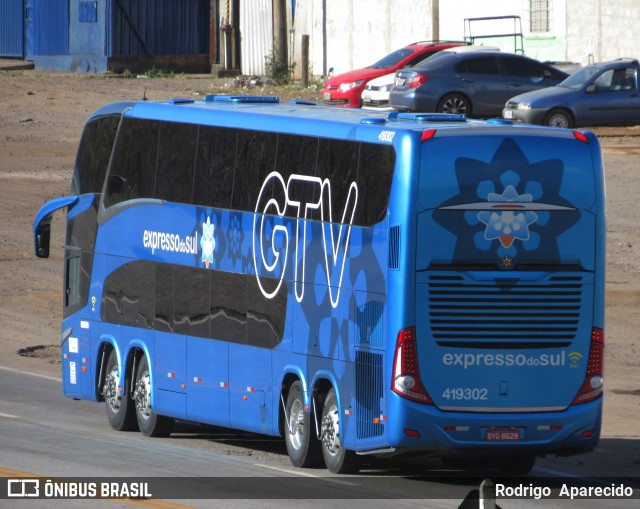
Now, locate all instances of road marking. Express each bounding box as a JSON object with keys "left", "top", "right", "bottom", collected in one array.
[
  {"left": 254, "top": 463, "right": 359, "bottom": 486},
  {"left": 0, "top": 466, "right": 196, "bottom": 508},
  {"left": 0, "top": 412, "right": 19, "bottom": 419},
  {"left": 0, "top": 364, "right": 61, "bottom": 382}
]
